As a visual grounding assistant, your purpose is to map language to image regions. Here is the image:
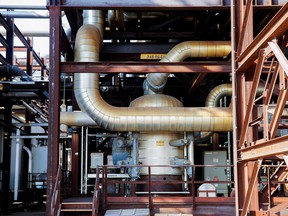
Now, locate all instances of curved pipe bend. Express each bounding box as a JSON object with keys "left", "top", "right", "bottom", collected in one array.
[{"left": 71, "top": 10, "right": 233, "bottom": 132}]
